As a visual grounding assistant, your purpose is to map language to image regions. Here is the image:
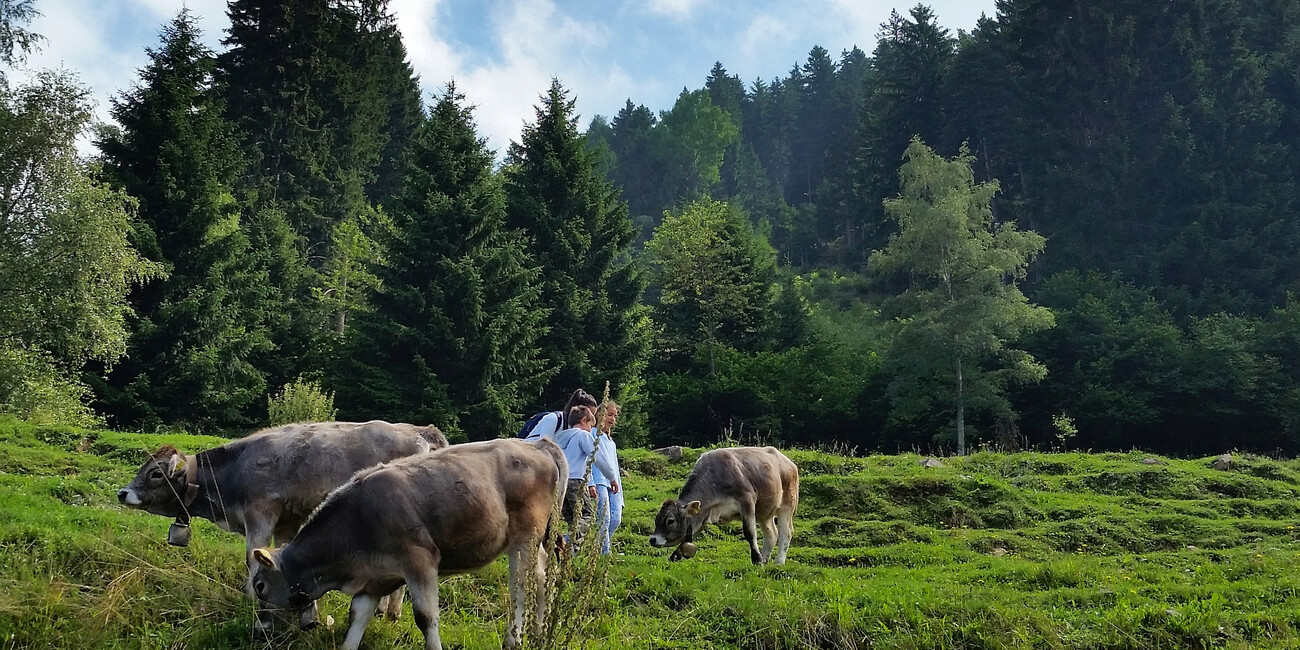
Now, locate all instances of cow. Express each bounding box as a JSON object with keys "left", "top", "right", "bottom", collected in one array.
[
  {"left": 117, "top": 420, "right": 448, "bottom": 630},
  {"left": 249, "top": 437, "right": 567, "bottom": 650},
  {"left": 649, "top": 446, "right": 799, "bottom": 565}
]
